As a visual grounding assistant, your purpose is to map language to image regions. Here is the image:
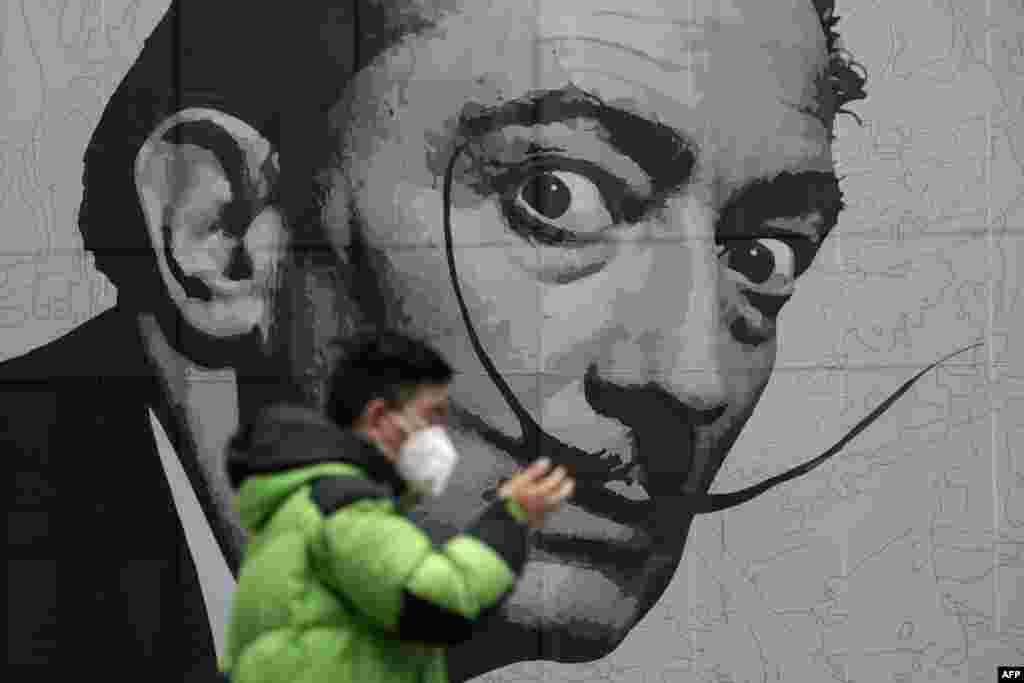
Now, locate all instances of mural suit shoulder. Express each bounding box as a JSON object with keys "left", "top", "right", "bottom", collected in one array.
[{"left": 2, "top": 306, "right": 221, "bottom": 677}]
